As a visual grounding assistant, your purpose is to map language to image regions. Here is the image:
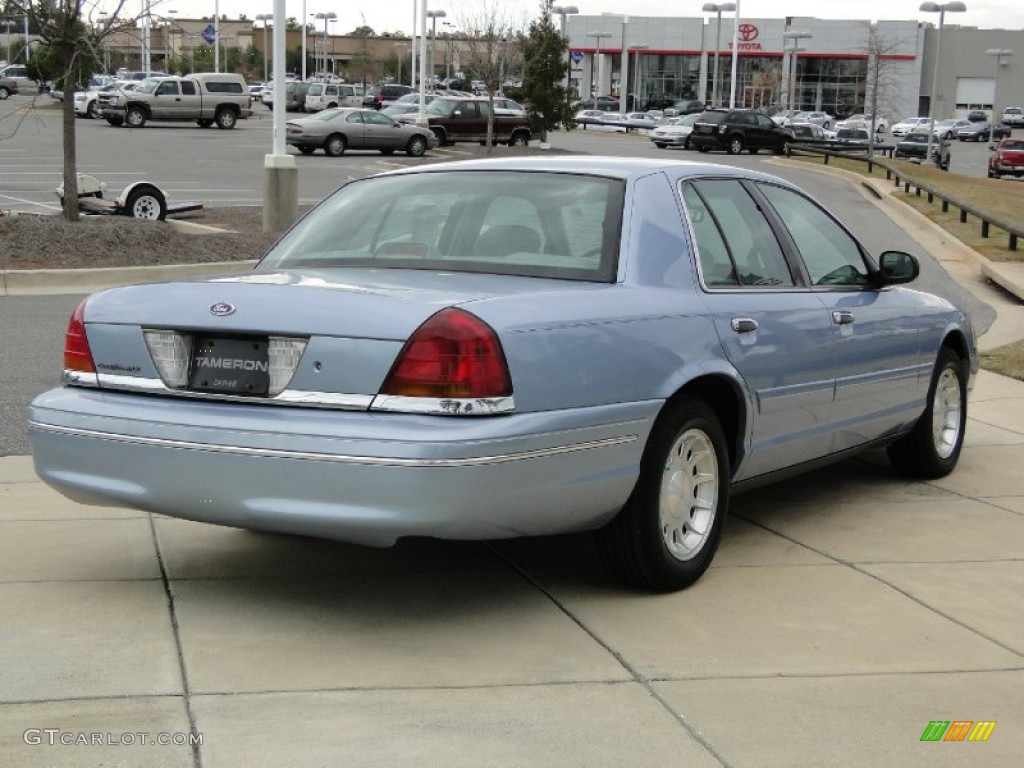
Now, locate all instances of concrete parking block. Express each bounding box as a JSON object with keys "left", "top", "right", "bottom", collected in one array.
[
  {"left": 863, "top": 561, "right": 1024, "bottom": 655},
  {"left": 927, "top": 445, "right": 1024, "bottom": 498},
  {"left": 0, "top": 482, "right": 145, "bottom": 520},
  {"left": 0, "top": 519, "right": 160, "bottom": 582},
  {"left": 0, "top": 696, "right": 193, "bottom": 768},
  {"left": 734, "top": 458, "right": 956, "bottom": 508},
  {"left": 191, "top": 685, "right": 722, "bottom": 768},
  {"left": 0, "top": 582, "right": 182, "bottom": 703},
  {"left": 655, "top": 670, "right": 1024, "bottom": 768},
  {"left": 541, "top": 565, "right": 1020, "bottom": 680},
  {"left": 173, "top": 572, "right": 630, "bottom": 695},
  {"left": 968, "top": 399, "right": 1024, "bottom": 434},
  {"left": 0, "top": 456, "right": 38, "bottom": 484},
  {"left": 154, "top": 517, "right": 501, "bottom": 580},
  {"left": 736, "top": 497, "right": 1024, "bottom": 563}
]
